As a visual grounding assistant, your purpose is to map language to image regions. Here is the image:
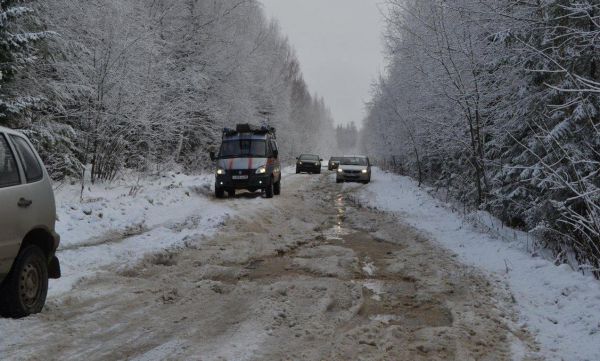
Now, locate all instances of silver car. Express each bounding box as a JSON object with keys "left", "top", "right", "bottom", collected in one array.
[
  {"left": 0, "top": 126, "right": 61, "bottom": 318},
  {"left": 336, "top": 156, "right": 372, "bottom": 184}
]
